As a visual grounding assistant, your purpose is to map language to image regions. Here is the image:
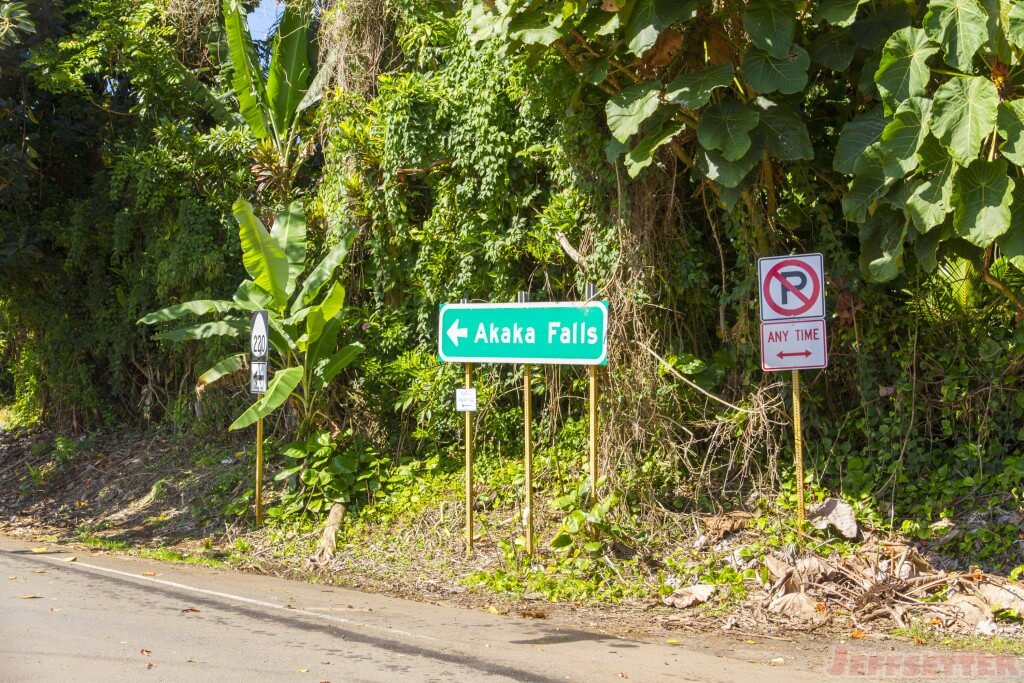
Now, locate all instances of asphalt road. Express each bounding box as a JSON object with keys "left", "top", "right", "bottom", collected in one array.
[{"left": 0, "top": 535, "right": 845, "bottom": 682}]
